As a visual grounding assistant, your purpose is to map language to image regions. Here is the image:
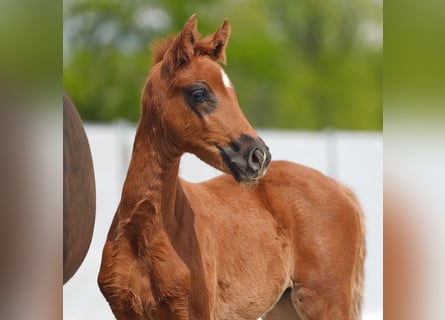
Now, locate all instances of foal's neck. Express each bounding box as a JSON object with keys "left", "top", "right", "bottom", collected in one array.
[{"left": 120, "top": 113, "right": 181, "bottom": 225}]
